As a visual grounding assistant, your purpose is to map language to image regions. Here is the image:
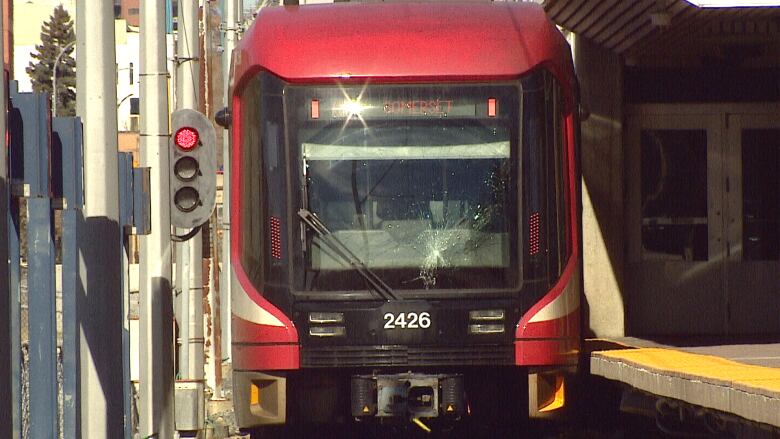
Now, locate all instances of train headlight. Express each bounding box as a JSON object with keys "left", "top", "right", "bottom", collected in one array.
[
  {"left": 309, "top": 326, "right": 346, "bottom": 337},
  {"left": 468, "top": 309, "right": 505, "bottom": 334},
  {"left": 308, "top": 312, "right": 344, "bottom": 324},
  {"left": 469, "top": 309, "right": 505, "bottom": 321},
  {"left": 468, "top": 324, "right": 505, "bottom": 334}
]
